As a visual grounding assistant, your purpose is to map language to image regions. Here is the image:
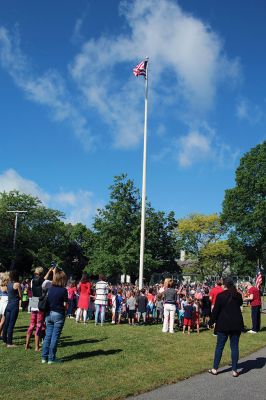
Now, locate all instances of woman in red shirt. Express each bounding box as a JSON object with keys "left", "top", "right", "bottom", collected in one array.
[{"left": 75, "top": 273, "right": 91, "bottom": 324}]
